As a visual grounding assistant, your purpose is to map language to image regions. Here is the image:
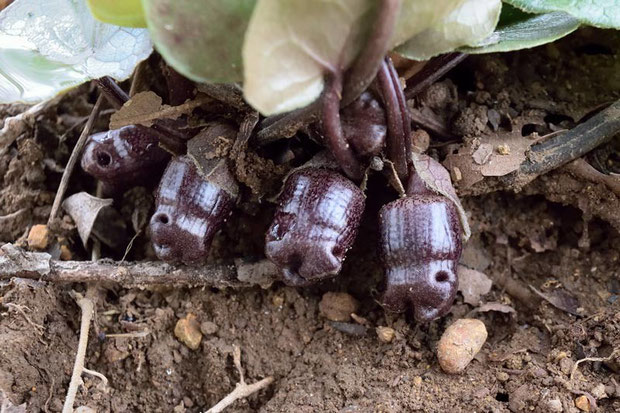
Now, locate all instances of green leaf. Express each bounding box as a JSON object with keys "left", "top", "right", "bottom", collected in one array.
[
  {"left": 396, "top": 0, "right": 502, "bottom": 60},
  {"left": 142, "top": 0, "right": 255, "bottom": 84},
  {"left": 460, "top": 10, "right": 580, "bottom": 54},
  {"left": 86, "top": 0, "right": 147, "bottom": 28},
  {"left": 243, "top": 0, "right": 470, "bottom": 116},
  {"left": 505, "top": 0, "right": 620, "bottom": 29},
  {"left": 390, "top": 0, "right": 464, "bottom": 47},
  {"left": 242, "top": 0, "right": 374, "bottom": 115},
  {"left": 0, "top": 0, "right": 152, "bottom": 104}
]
